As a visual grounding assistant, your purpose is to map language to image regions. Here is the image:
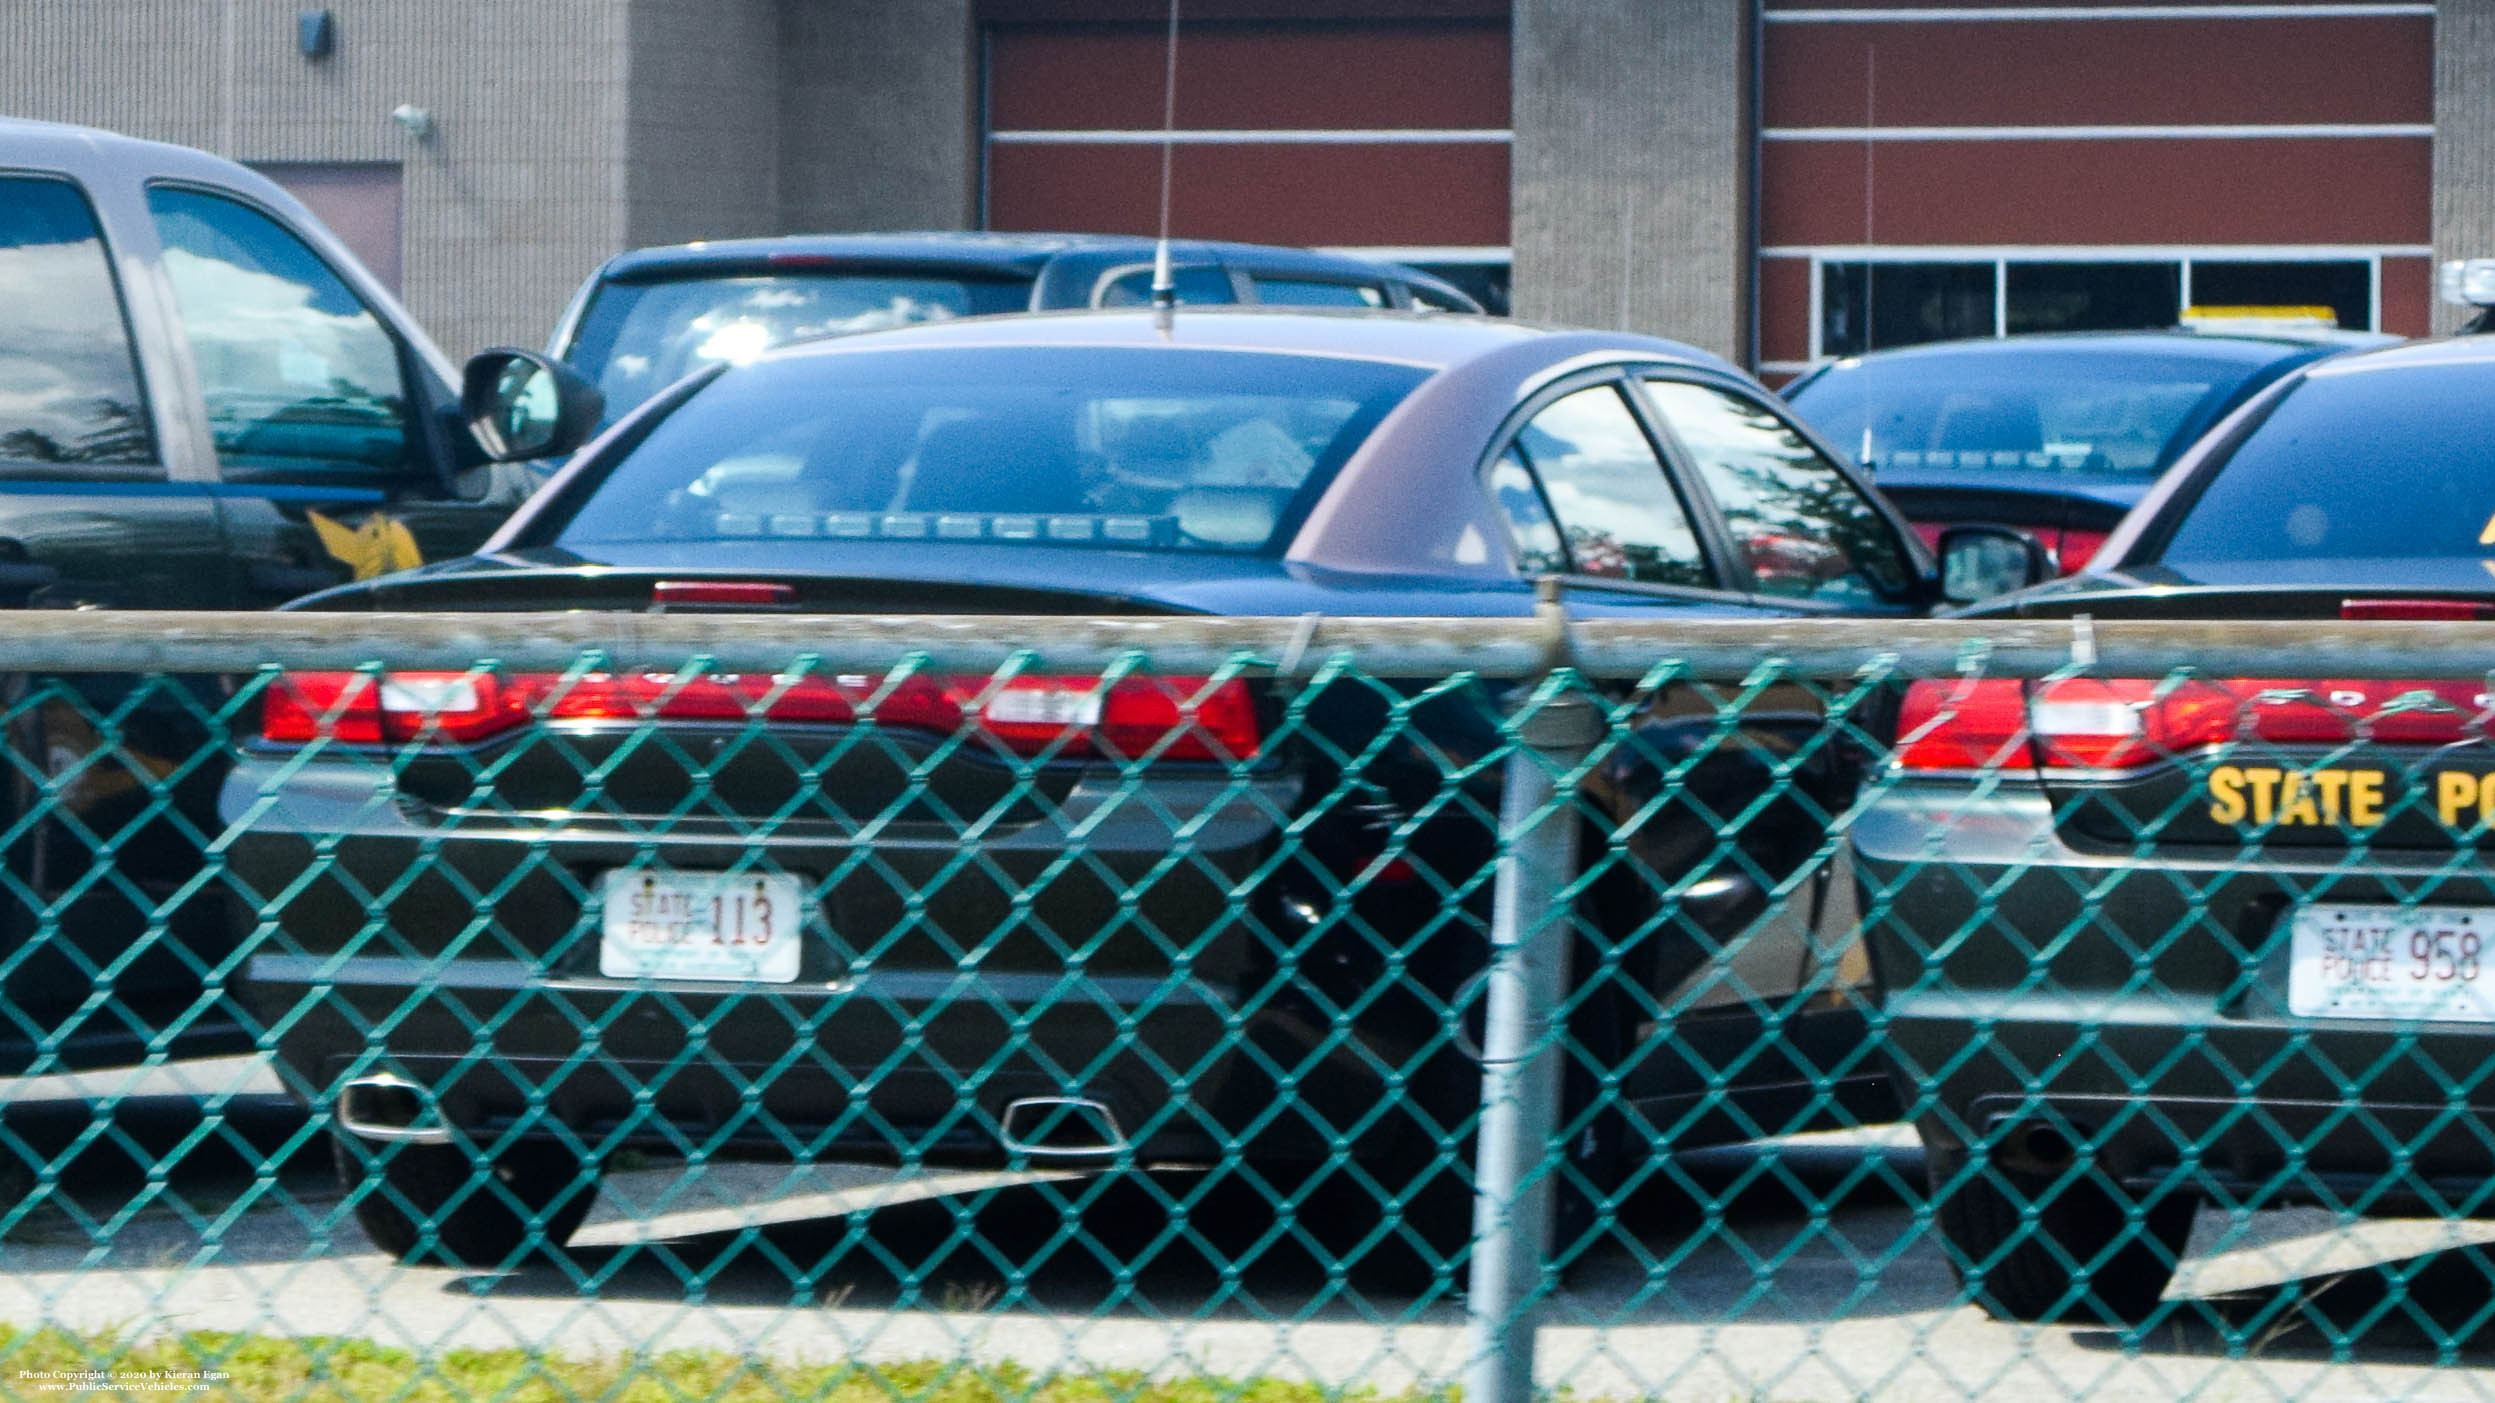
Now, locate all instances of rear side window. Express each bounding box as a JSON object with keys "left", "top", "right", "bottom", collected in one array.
[
  {"left": 2160, "top": 361, "right": 2495, "bottom": 568},
  {"left": 566, "top": 272, "right": 1036, "bottom": 424},
  {"left": 146, "top": 186, "right": 412, "bottom": 477},
  {"left": 0, "top": 177, "right": 154, "bottom": 468},
  {"left": 1253, "top": 278, "right": 1386, "bottom": 308},
  {"left": 1095, "top": 266, "right": 1237, "bottom": 308},
  {"left": 1501, "top": 385, "right": 1709, "bottom": 588}
]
